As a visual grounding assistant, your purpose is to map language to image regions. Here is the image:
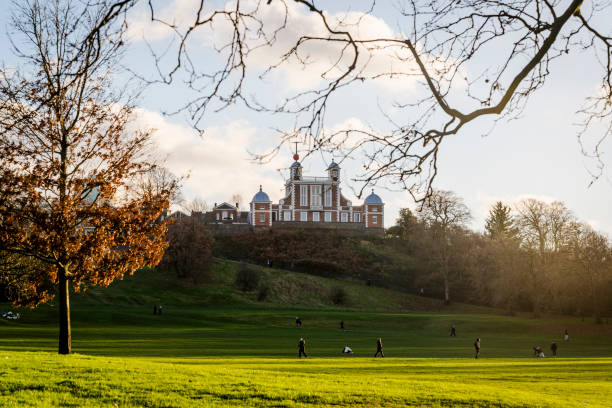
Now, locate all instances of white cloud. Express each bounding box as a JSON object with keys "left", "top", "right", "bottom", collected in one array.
[{"left": 132, "top": 108, "right": 288, "bottom": 207}]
